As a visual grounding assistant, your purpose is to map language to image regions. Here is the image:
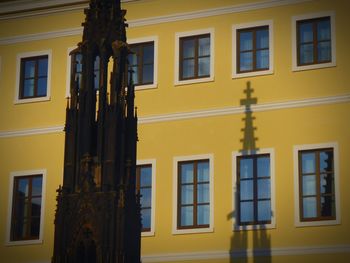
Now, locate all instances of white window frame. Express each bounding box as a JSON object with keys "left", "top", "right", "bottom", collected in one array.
[
  {"left": 128, "top": 36, "right": 158, "bottom": 90},
  {"left": 232, "top": 20, "right": 274, "bottom": 78},
  {"left": 232, "top": 148, "right": 276, "bottom": 231},
  {"left": 292, "top": 11, "right": 336, "bottom": 72},
  {"left": 6, "top": 169, "right": 47, "bottom": 246},
  {"left": 14, "top": 50, "right": 52, "bottom": 104},
  {"left": 137, "top": 159, "right": 156, "bottom": 237},
  {"left": 293, "top": 142, "right": 340, "bottom": 227},
  {"left": 174, "top": 28, "right": 215, "bottom": 86},
  {"left": 172, "top": 154, "right": 214, "bottom": 235}
]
